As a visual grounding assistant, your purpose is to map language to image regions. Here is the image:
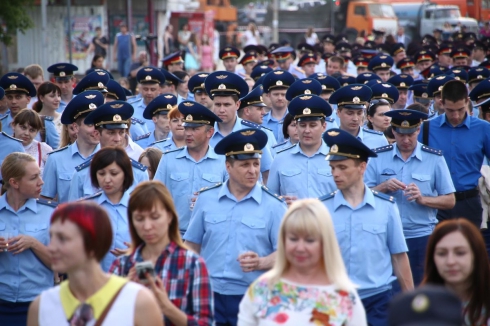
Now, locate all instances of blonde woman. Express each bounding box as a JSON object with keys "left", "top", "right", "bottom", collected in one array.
[{"left": 238, "top": 199, "right": 366, "bottom": 326}]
